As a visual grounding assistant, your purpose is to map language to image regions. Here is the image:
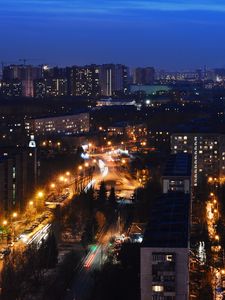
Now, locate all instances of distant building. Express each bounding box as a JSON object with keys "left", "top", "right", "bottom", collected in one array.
[
  {"left": 141, "top": 192, "right": 190, "bottom": 300},
  {"left": 3, "top": 65, "right": 42, "bottom": 97},
  {"left": 99, "top": 64, "right": 128, "bottom": 96},
  {"left": 134, "top": 67, "right": 155, "bottom": 85},
  {"left": 25, "top": 112, "right": 90, "bottom": 136},
  {"left": 0, "top": 80, "right": 22, "bottom": 97},
  {"left": 171, "top": 133, "right": 225, "bottom": 186},
  {"left": 162, "top": 153, "right": 192, "bottom": 194},
  {"left": 130, "top": 84, "right": 171, "bottom": 95},
  {"left": 96, "top": 98, "right": 136, "bottom": 107},
  {"left": 34, "top": 78, "right": 68, "bottom": 98}
]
